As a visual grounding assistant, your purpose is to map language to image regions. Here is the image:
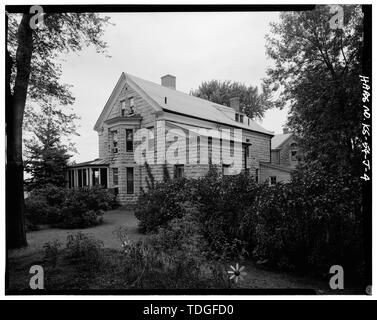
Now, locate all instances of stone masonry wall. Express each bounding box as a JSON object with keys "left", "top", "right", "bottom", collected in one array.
[{"left": 97, "top": 79, "right": 272, "bottom": 205}]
